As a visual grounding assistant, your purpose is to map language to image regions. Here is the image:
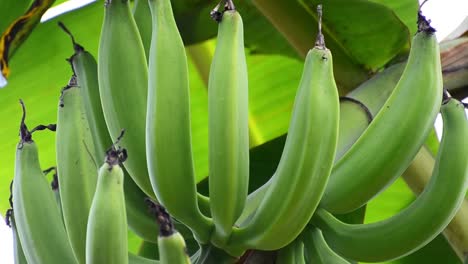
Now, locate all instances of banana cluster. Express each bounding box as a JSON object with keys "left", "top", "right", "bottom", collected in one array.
[{"left": 5, "top": 0, "right": 468, "bottom": 263}]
